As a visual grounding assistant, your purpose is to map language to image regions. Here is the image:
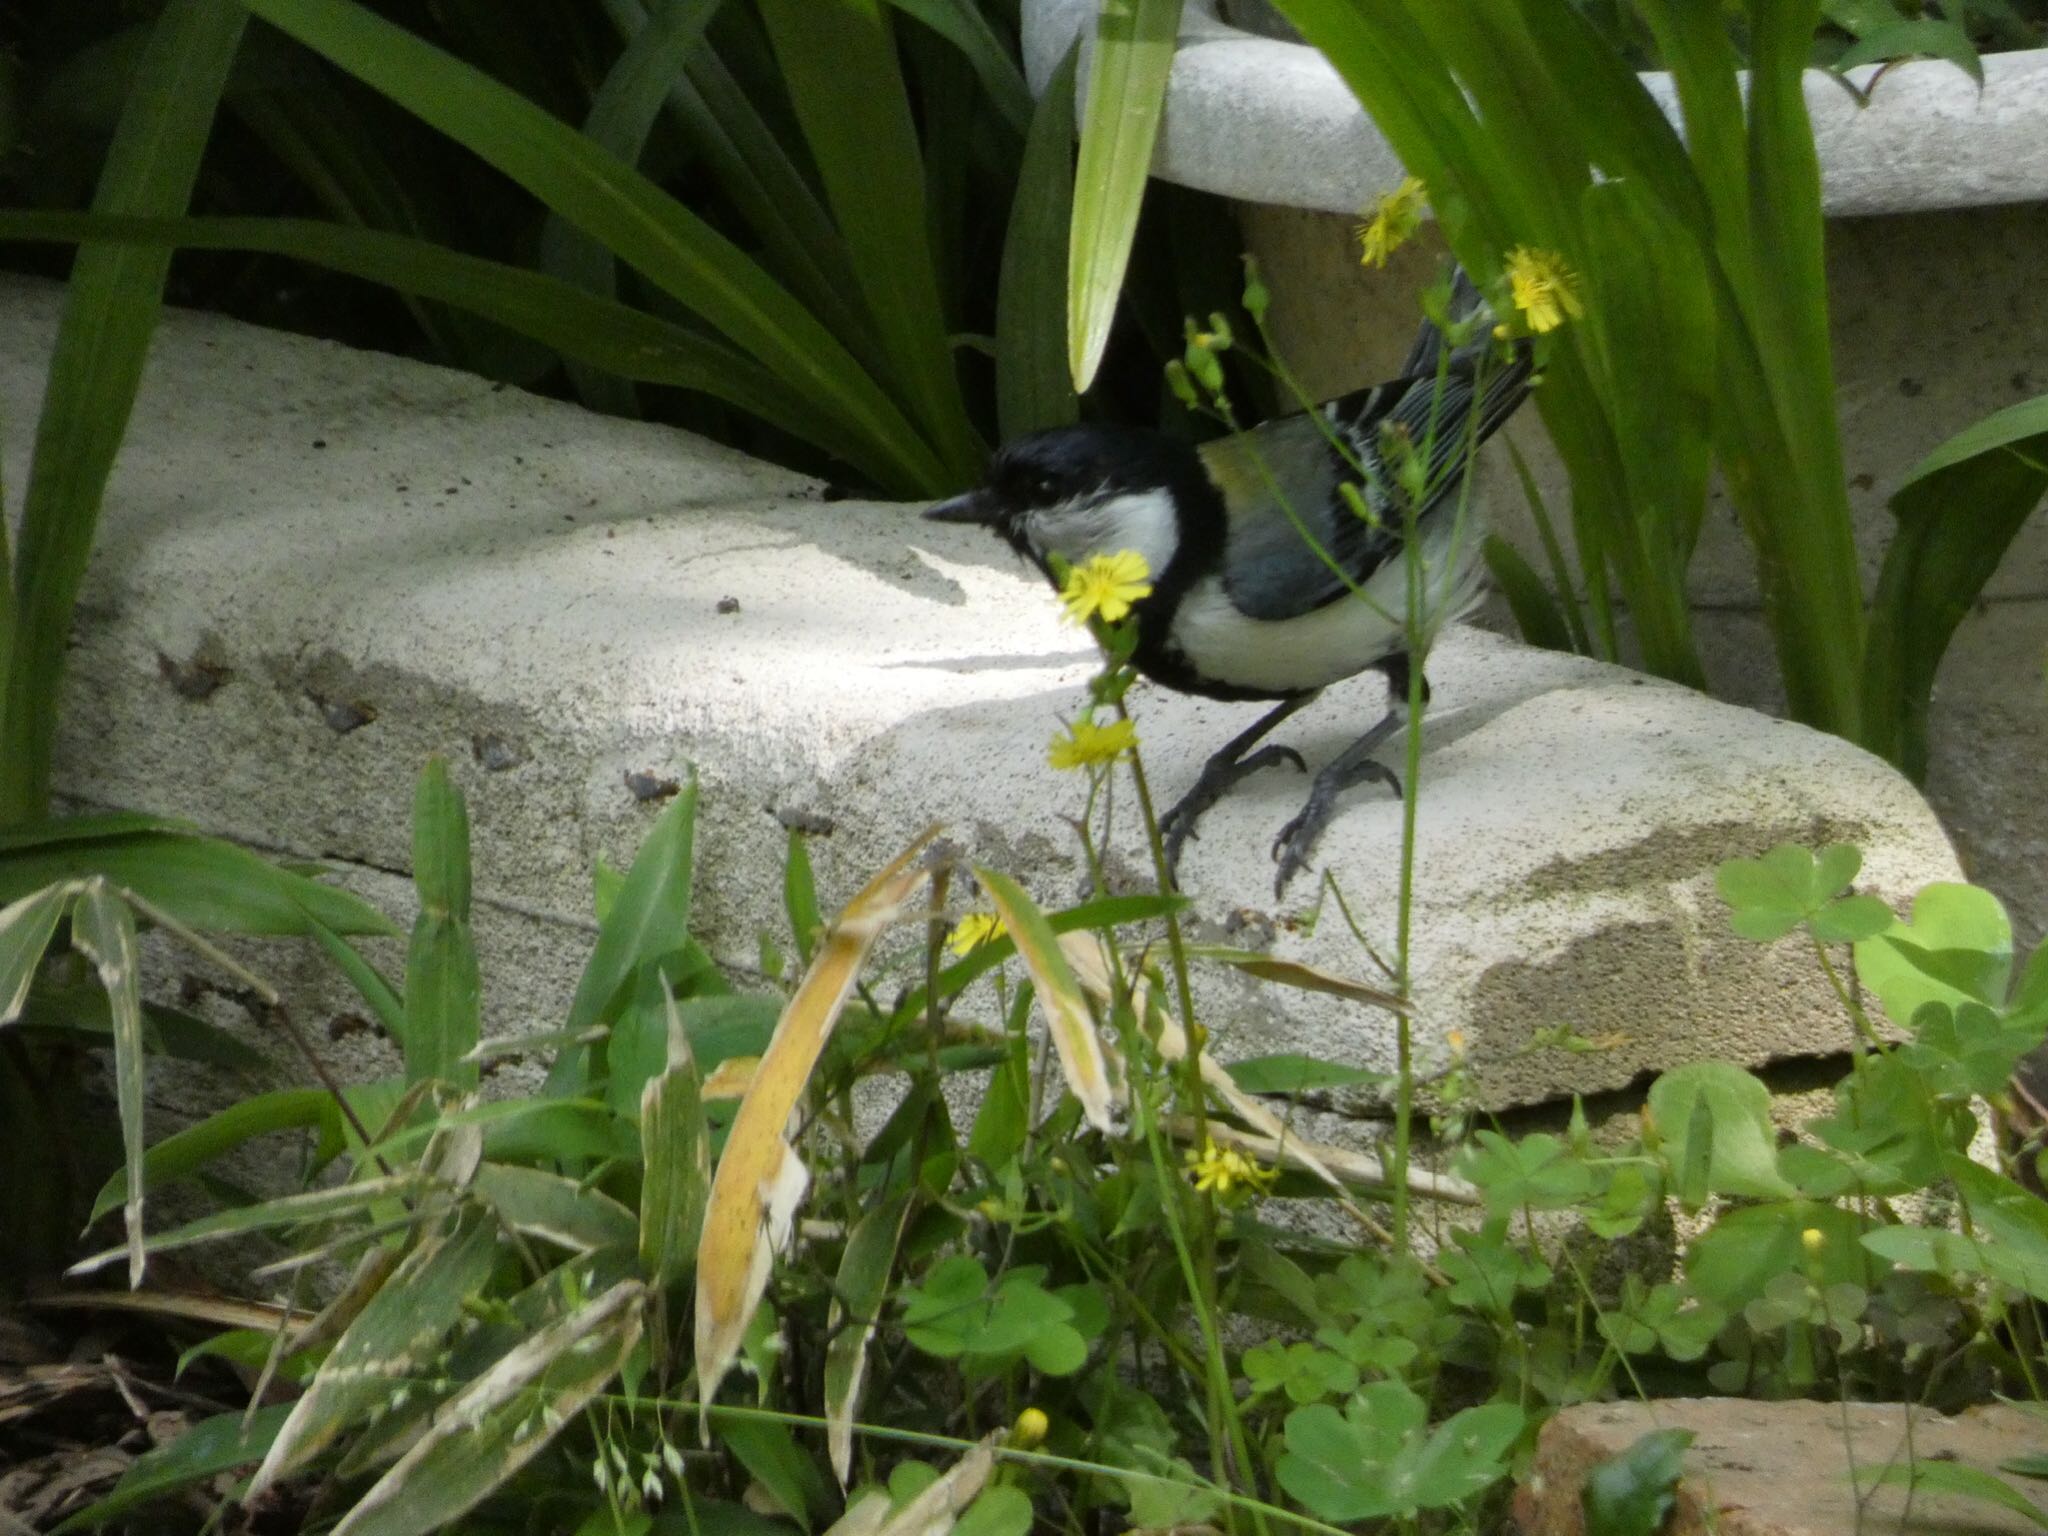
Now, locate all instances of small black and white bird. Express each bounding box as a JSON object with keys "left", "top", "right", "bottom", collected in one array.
[{"left": 926, "top": 287, "right": 1534, "bottom": 896}]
